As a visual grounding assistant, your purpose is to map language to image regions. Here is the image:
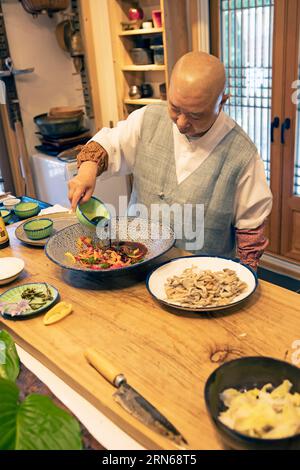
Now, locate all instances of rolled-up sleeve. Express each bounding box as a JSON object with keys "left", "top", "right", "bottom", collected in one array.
[
  {"left": 91, "top": 106, "right": 146, "bottom": 180},
  {"left": 233, "top": 153, "right": 273, "bottom": 229}
]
